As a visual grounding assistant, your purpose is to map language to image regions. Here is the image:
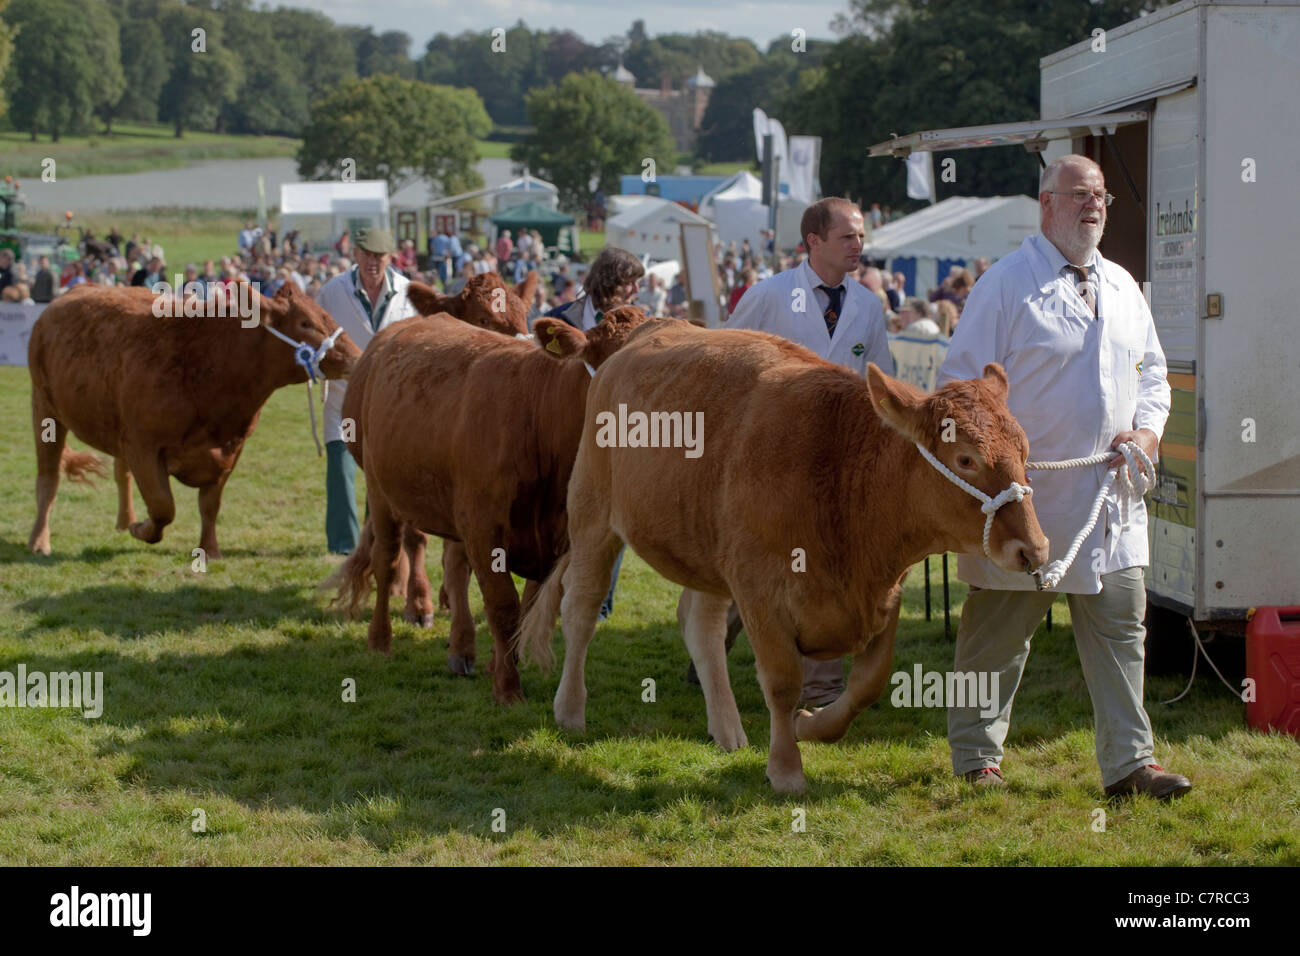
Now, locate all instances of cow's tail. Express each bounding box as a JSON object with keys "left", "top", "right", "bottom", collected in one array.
[
  {"left": 60, "top": 447, "right": 107, "bottom": 484},
  {"left": 513, "top": 551, "right": 568, "bottom": 672},
  {"left": 322, "top": 520, "right": 376, "bottom": 618}
]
